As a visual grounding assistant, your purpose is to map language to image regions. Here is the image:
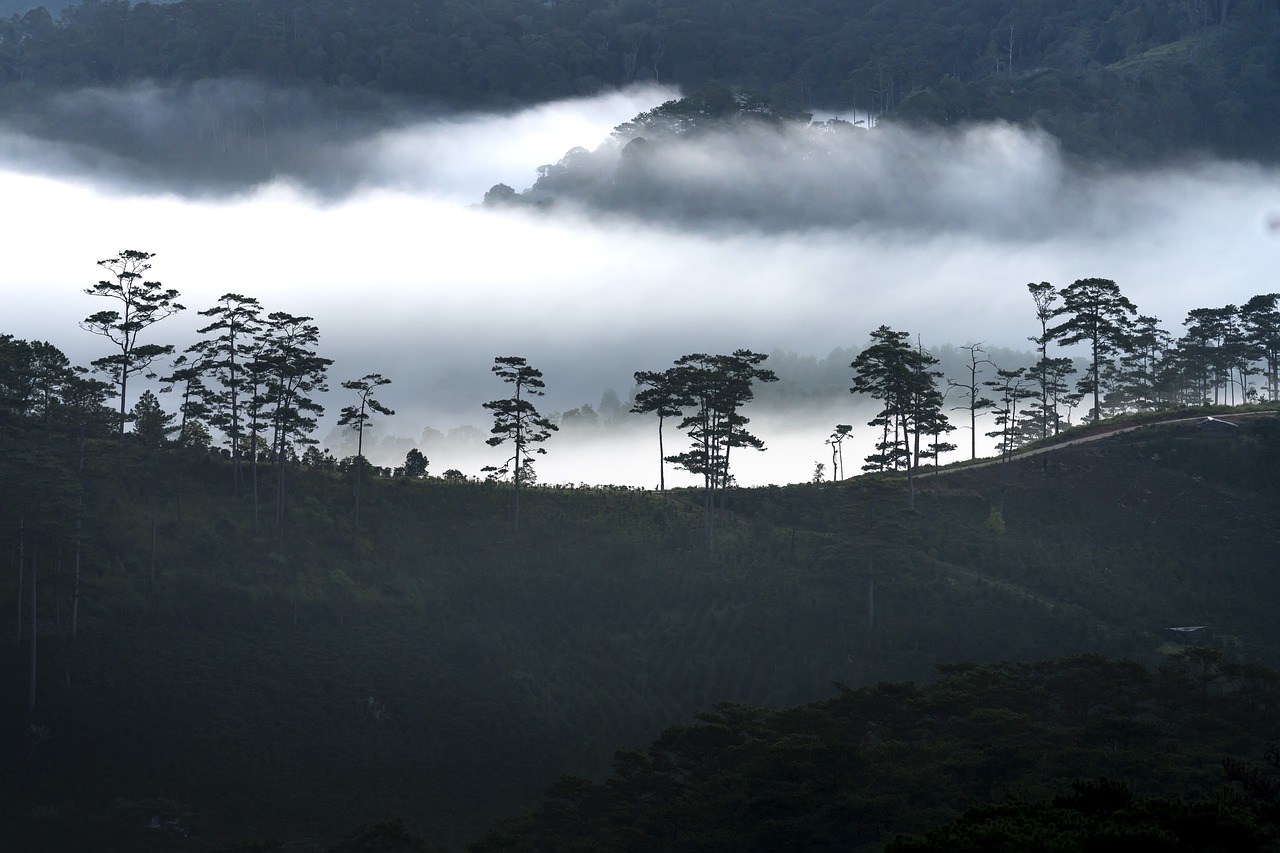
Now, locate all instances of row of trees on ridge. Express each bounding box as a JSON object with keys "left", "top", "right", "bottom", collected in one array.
[
  {"left": 8, "top": 254, "right": 1280, "bottom": 529},
  {"left": 829, "top": 278, "right": 1280, "bottom": 502}
]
